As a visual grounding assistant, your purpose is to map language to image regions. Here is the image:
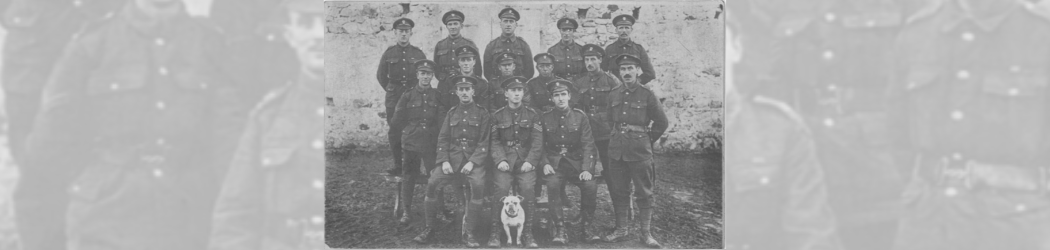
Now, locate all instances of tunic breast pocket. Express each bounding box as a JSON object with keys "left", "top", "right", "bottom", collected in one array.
[
  {"left": 454, "top": 116, "right": 482, "bottom": 139},
  {"left": 979, "top": 71, "right": 1047, "bottom": 138},
  {"left": 516, "top": 119, "right": 532, "bottom": 141},
  {"left": 627, "top": 100, "right": 648, "bottom": 123}
]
